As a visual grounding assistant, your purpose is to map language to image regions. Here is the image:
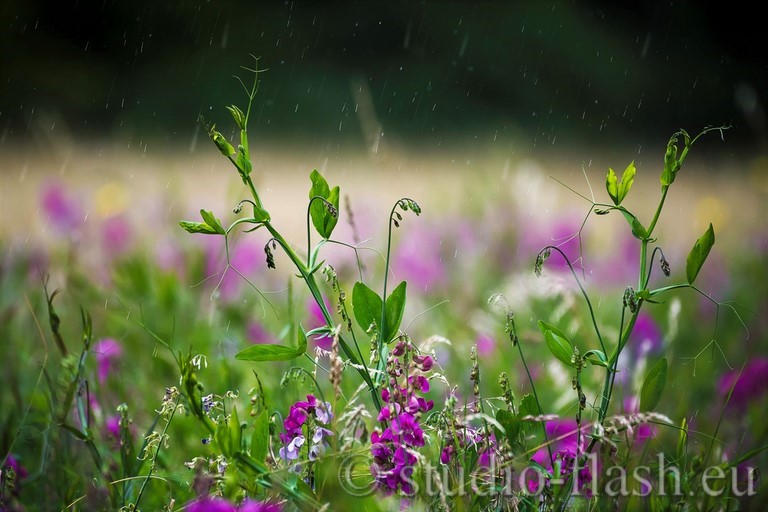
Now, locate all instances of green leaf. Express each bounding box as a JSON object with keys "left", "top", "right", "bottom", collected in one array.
[
  {"left": 216, "top": 419, "right": 232, "bottom": 458},
  {"left": 543, "top": 330, "right": 575, "bottom": 368},
  {"left": 536, "top": 320, "right": 571, "bottom": 345},
  {"left": 252, "top": 206, "right": 271, "bottom": 223},
  {"left": 226, "top": 105, "right": 246, "bottom": 130},
  {"left": 583, "top": 349, "right": 609, "bottom": 367},
  {"left": 228, "top": 406, "right": 242, "bottom": 456},
  {"left": 606, "top": 167, "right": 619, "bottom": 205},
  {"left": 309, "top": 170, "right": 340, "bottom": 239},
  {"left": 251, "top": 412, "right": 269, "bottom": 463},
  {"left": 640, "top": 357, "right": 668, "bottom": 411},
  {"left": 518, "top": 394, "right": 539, "bottom": 418},
  {"left": 661, "top": 132, "right": 681, "bottom": 186},
  {"left": 235, "top": 328, "right": 307, "bottom": 362},
  {"left": 179, "top": 220, "right": 218, "bottom": 235},
  {"left": 619, "top": 209, "right": 647, "bottom": 240},
  {"left": 236, "top": 145, "right": 252, "bottom": 177},
  {"left": 352, "top": 282, "right": 383, "bottom": 333},
  {"left": 383, "top": 281, "right": 407, "bottom": 344},
  {"left": 495, "top": 409, "right": 520, "bottom": 446},
  {"left": 199, "top": 209, "right": 226, "bottom": 235},
  {"left": 209, "top": 125, "right": 235, "bottom": 156},
  {"left": 617, "top": 161, "right": 636, "bottom": 204},
  {"left": 685, "top": 223, "right": 715, "bottom": 284}
]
